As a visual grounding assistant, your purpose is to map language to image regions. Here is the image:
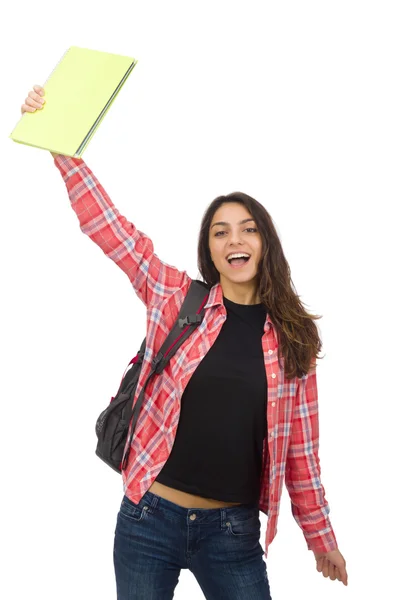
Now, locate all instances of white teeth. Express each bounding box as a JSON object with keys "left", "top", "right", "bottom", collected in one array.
[{"left": 226, "top": 253, "right": 250, "bottom": 260}]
